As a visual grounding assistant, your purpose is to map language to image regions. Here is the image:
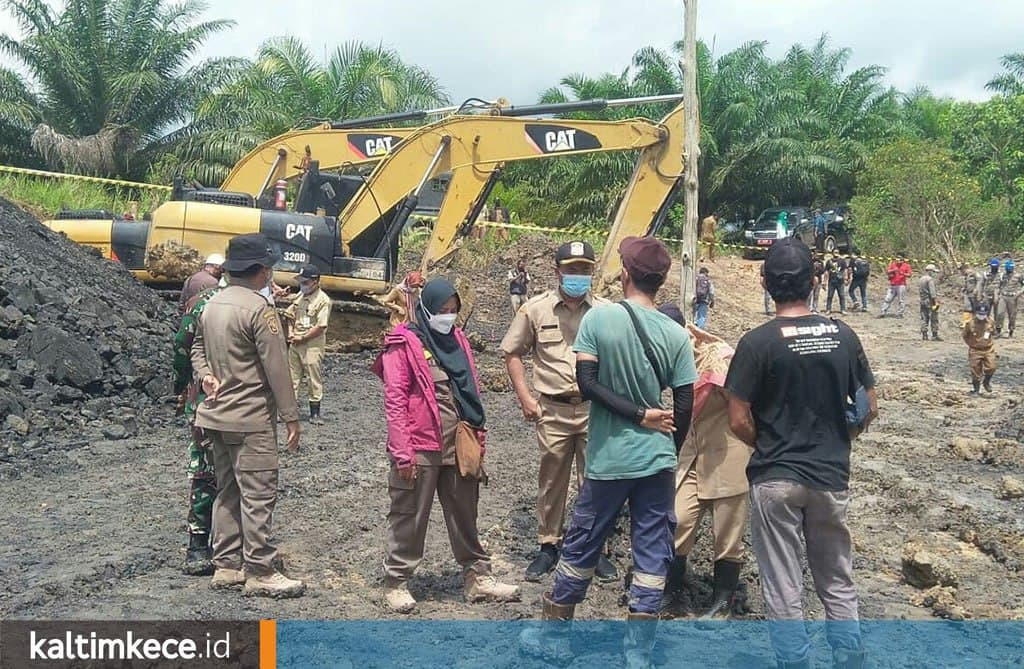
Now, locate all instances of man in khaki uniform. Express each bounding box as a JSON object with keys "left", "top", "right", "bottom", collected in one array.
[
  {"left": 380, "top": 271, "right": 424, "bottom": 328},
  {"left": 284, "top": 264, "right": 331, "bottom": 425},
  {"left": 962, "top": 302, "right": 997, "bottom": 395},
  {"left": 661, "top": 320, "right": 753, "bottom": 620},
  {"left": 191, "top": 233, "right": 305, "bottom": 599},
  {"left": 700, "top": 213, "right": 718, "bottom": 262},
  {"left": 501, "top": 240, "right": 617, "bottom": 583}
]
